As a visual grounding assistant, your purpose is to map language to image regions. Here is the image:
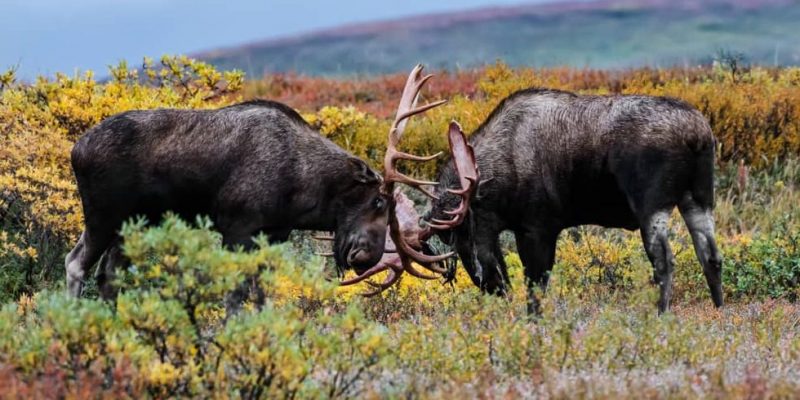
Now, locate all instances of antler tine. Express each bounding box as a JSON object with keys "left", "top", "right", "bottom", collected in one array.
[
  {"left": 416, "top": 261, "right": 448, "bottom": 274},
  {"left": 357, "top": 260, "right": 442, "bottom": 297},
  {"left": 385, "top": 170, "right": 439, "bottom": 187},
  {"left": 392, "top": 229, "right": 454, "bottom": 264},
  {"left": 422, "top": 221, "right": 453, "bottom": 231},
  {"left": 393, "top": 99, "right": 448, "bottom": 134},
  {"left": 393, "top": 65, "right": 432, "bottom": 136},
  {"left": 402, "top": 263, "right": 439, "bottom": 280},
  {"left": 422, "top": 121, "right": 479, "bottom": 231},
  {"left": 339, "top": 262, "right": 392, "bottom": 286},
  {"left": 394, "top": 150, "right": 444, "bottom": 162},
  {"left": 445, "top": 176, "right": 477, "bottom": 196},
  {"left": 361, "top": 269, "right": 402, "bottom": 297}
]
